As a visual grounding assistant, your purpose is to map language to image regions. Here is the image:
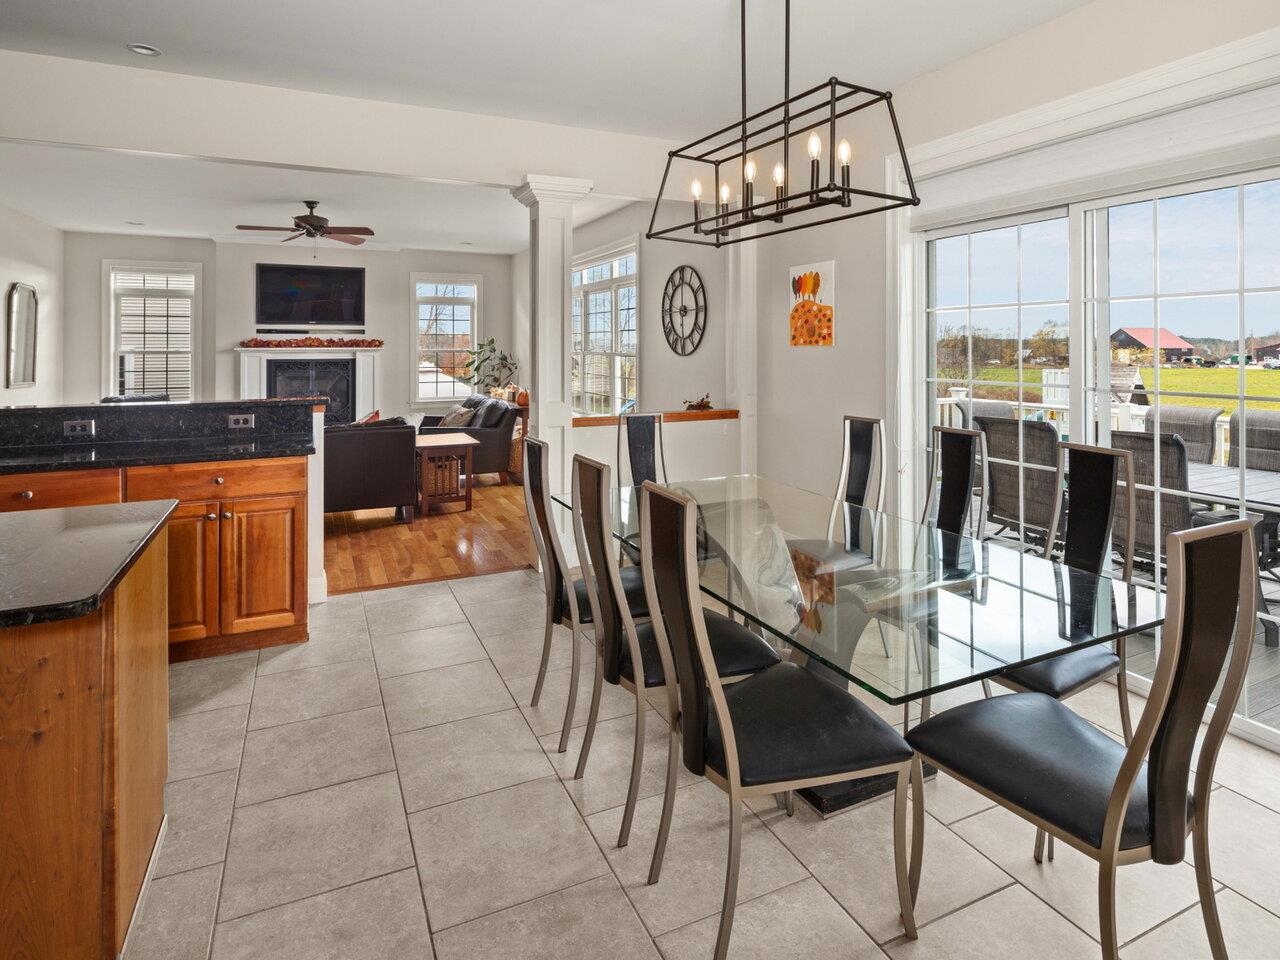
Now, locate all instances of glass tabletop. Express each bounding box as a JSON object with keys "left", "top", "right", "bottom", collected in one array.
[{"left": 551, "top": 474, "right": 1164, "bottom": 706}]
